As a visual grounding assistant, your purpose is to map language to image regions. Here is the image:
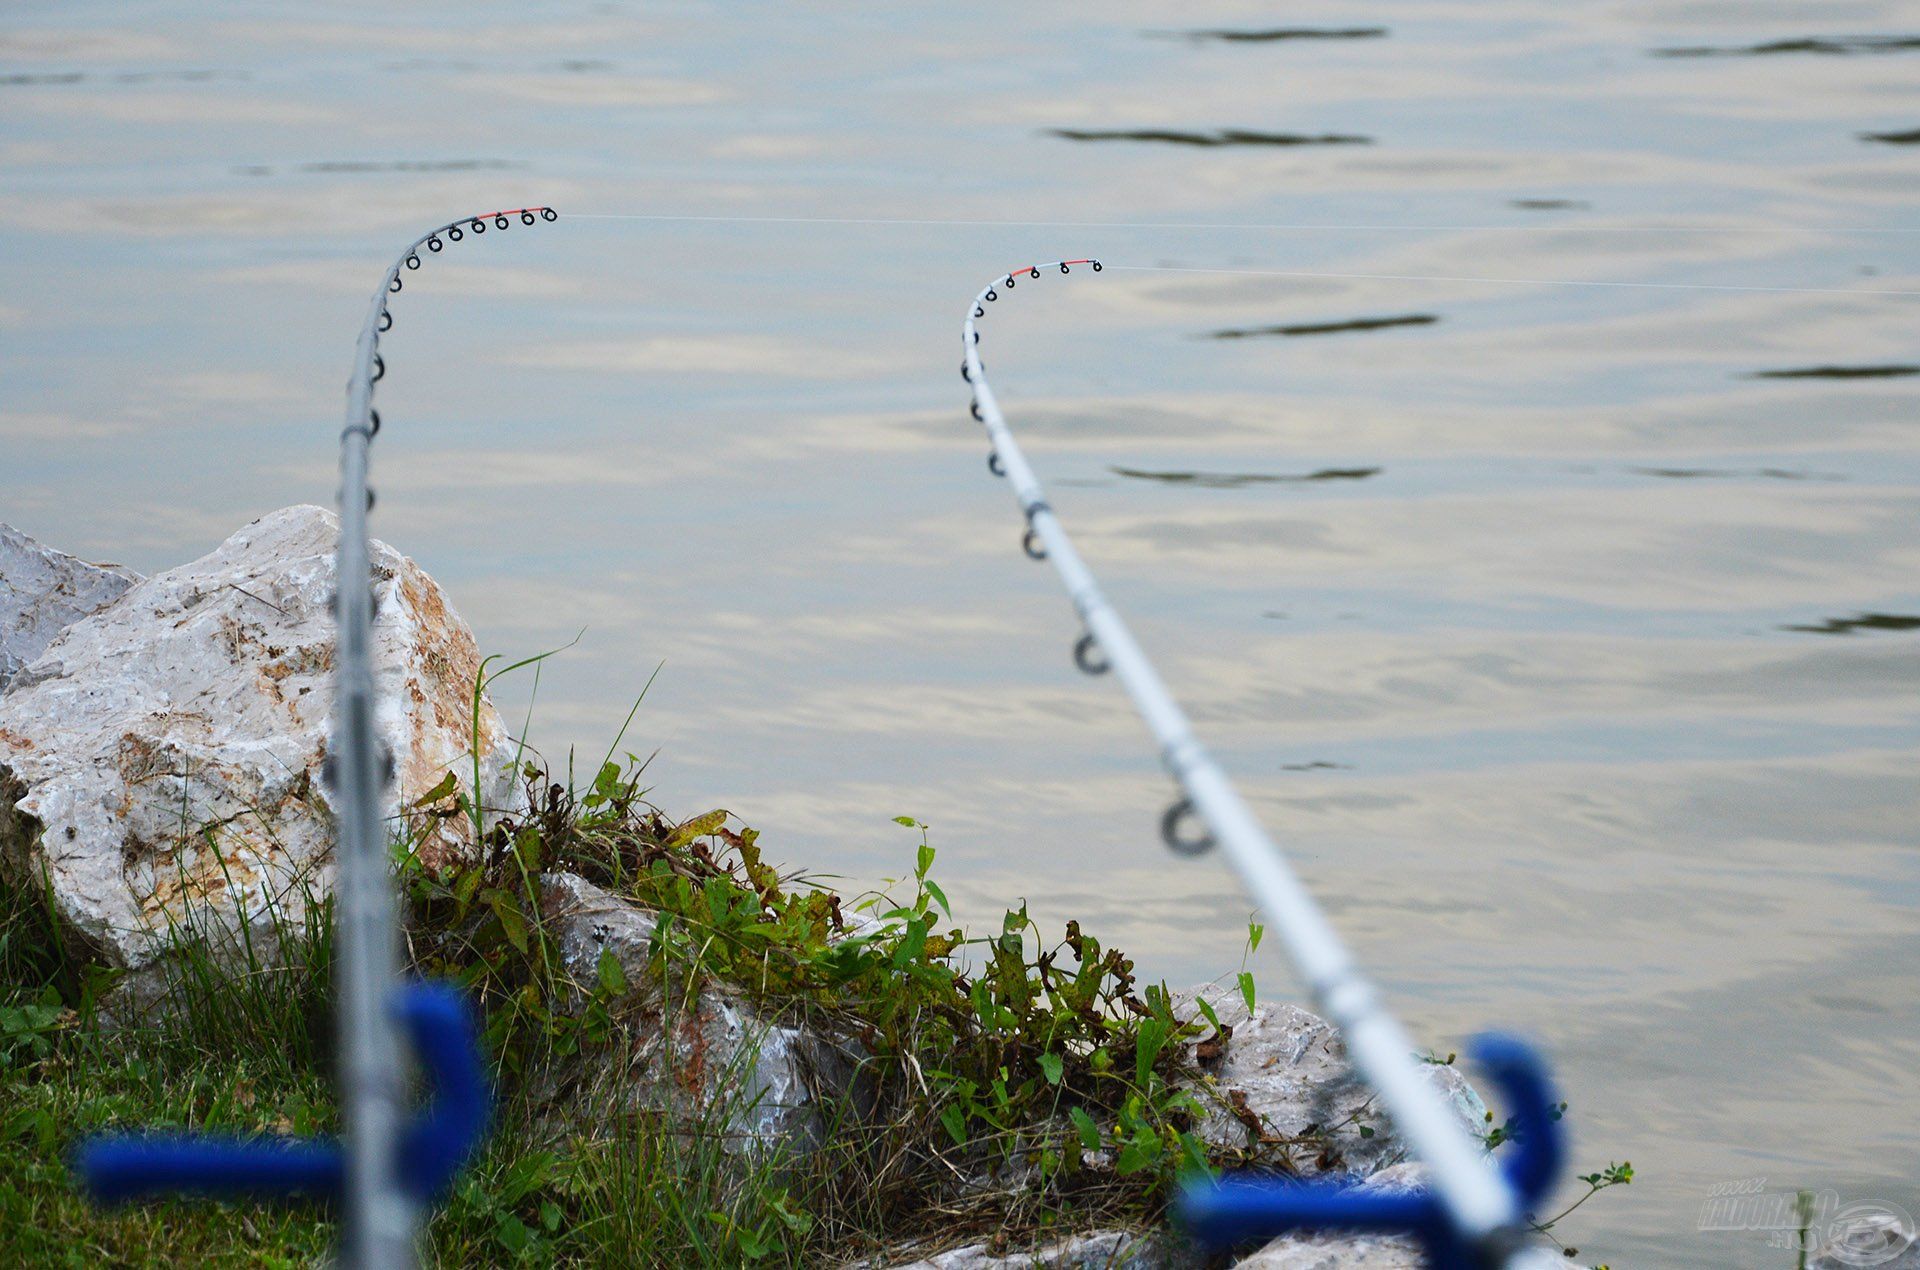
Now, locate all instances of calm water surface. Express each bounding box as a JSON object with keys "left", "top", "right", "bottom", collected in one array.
[{"left": 5, "top": 2, "right": 1918, "bottom": 1262}]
